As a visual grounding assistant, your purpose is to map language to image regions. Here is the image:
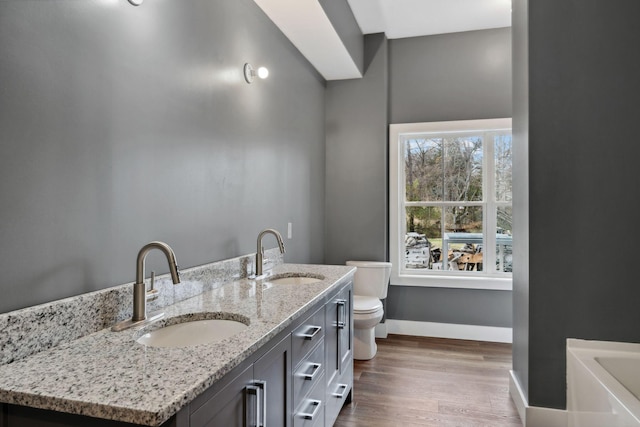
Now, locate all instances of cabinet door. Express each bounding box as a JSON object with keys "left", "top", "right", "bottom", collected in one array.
[
  {"left": 325, "top": 284, "right": 354, "bottom": 427},
  {"left": 337, "top": 285, "right": 352, "bottom": 374},
  {"left": 191, "top": 364, "right": 253, "bottom": 427},
  {"left": 253, "top": 334, "right": 292, "bottom": 427},
  {"left": 325, "top": 294, "right": 339, "bottom": 388},
  {"left": 326, "top": 284, "right": 353, "bottom": 384}
]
